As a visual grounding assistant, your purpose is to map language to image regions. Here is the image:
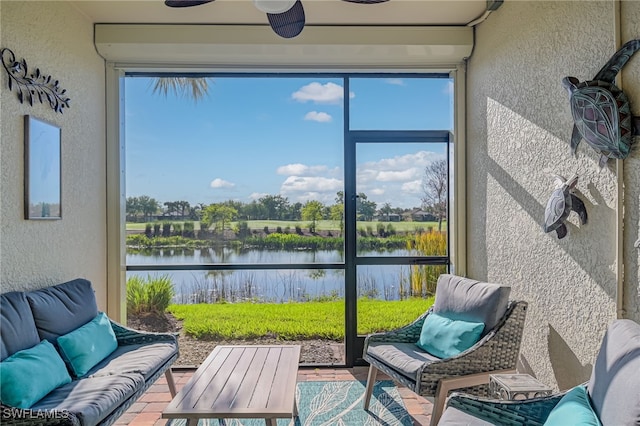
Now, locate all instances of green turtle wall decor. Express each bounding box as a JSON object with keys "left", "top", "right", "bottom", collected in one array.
[
  {"left": 562, "top": 39, "right": 640, "bottom": 168},
  {"left": 543, "top": 175, "right": 588, "bottom": 239}
]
